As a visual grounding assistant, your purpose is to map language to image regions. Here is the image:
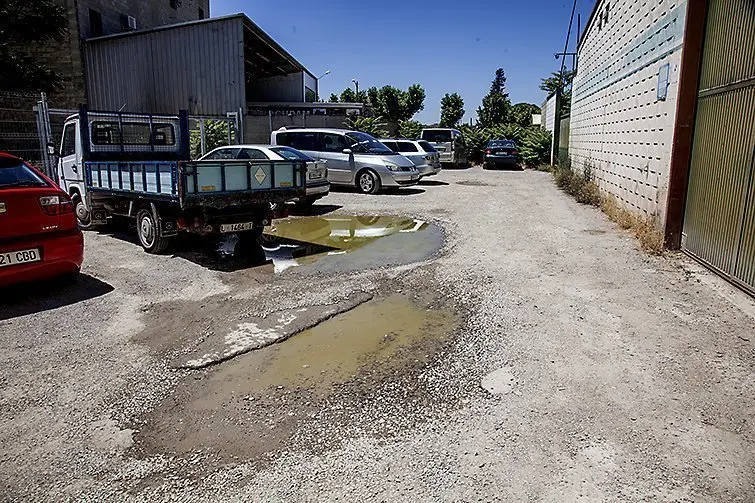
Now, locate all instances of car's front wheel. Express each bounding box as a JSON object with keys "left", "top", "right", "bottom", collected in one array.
[{"left": 356, "top": 169, "right": 381, "bottom": 194}]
